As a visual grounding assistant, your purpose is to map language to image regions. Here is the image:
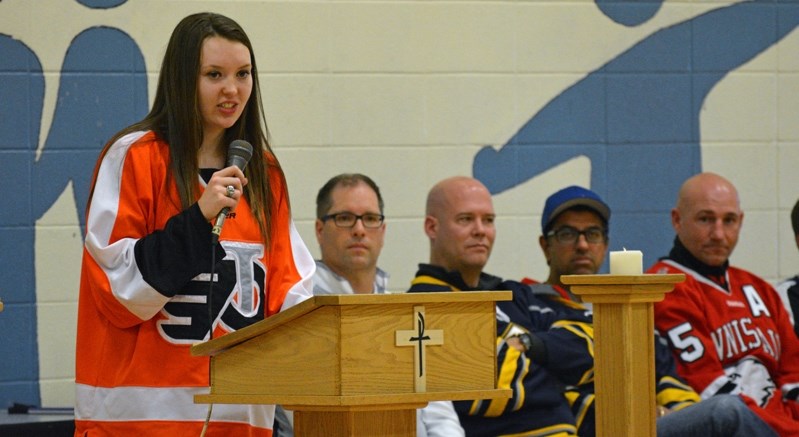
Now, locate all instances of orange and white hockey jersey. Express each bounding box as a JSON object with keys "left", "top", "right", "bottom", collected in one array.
[{"left": 75, "top": 131, "right": 314, "bottom": 436}]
